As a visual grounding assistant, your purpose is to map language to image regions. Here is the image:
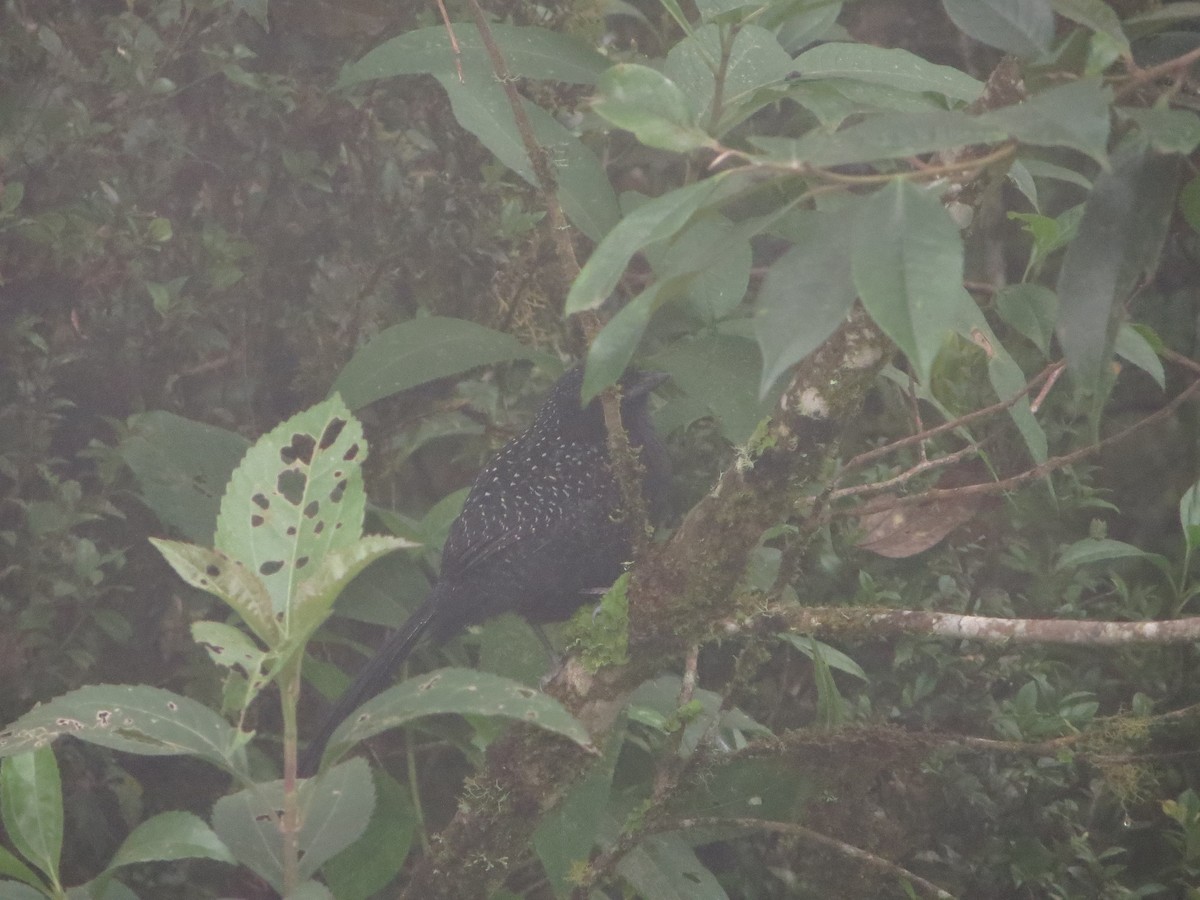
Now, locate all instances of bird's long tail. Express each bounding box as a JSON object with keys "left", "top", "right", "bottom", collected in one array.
[{"left": 298, "top": 593, "right": 441, "bottom": 777}]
